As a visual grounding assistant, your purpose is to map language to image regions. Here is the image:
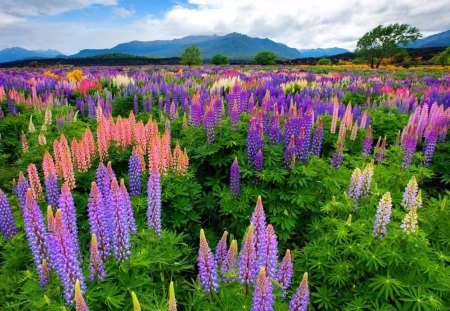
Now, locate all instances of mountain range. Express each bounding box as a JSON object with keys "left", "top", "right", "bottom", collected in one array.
[{"left": 0, "top": 30, "right": 448, "bottom": 63}]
